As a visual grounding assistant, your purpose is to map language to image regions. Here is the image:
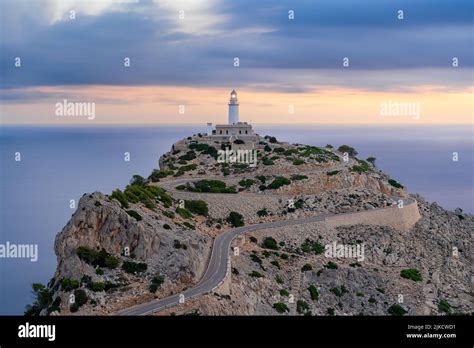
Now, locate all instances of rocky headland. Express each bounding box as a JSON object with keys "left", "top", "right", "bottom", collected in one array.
[{"left": 26, "top": 132, "right": 472, "bottom": 317}]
